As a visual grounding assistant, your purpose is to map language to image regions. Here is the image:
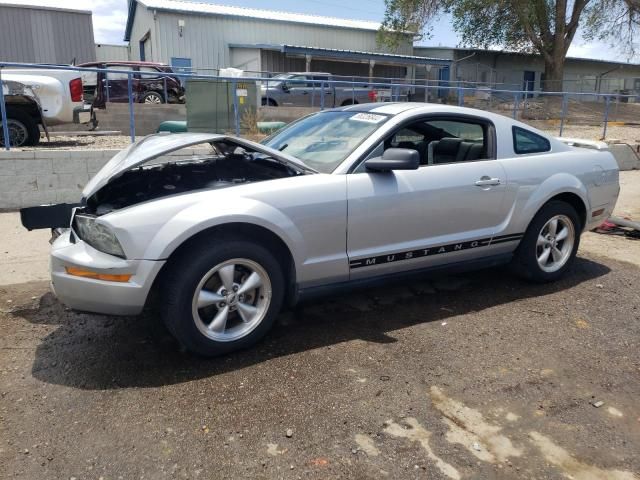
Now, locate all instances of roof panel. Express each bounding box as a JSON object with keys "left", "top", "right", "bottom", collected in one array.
[{"left": 138, "top": 0, "right": 381, "bottom": 31}]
